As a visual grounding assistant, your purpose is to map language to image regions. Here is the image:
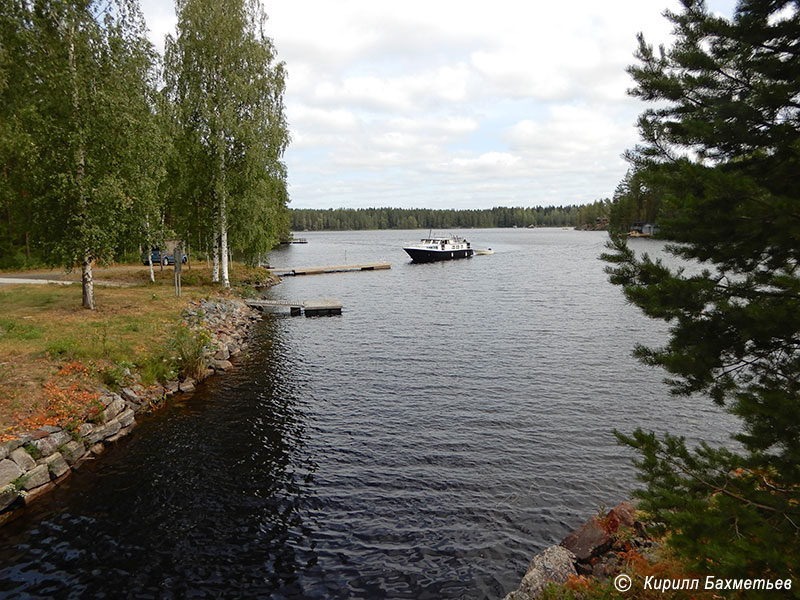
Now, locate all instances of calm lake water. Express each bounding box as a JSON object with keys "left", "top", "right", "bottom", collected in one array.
[{"left": 0, "top": 229, "right": 737, "bottom": 599}]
